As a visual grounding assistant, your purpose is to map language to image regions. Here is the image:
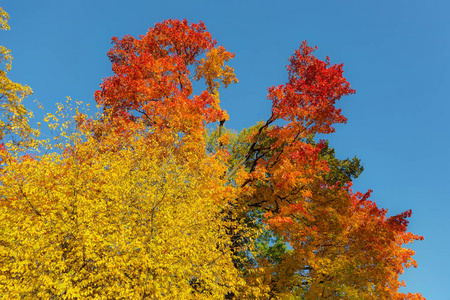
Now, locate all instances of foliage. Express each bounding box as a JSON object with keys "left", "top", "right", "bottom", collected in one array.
[
  {"left": 0, "top": 13, "right": 424, "bottom": 299},
  {"left": 0, "top": 7, "right": 34, "bottom": 141},
  {"left": 0, "top": 102, "right": 249, "bottom": 299}
]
